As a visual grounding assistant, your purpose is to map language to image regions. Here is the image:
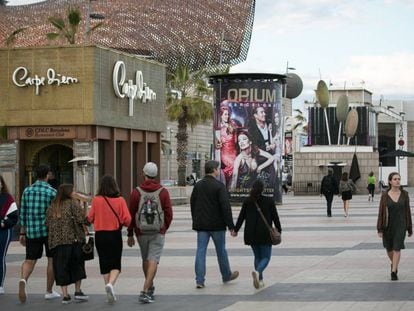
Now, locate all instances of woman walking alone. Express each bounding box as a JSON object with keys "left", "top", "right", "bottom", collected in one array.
[
  {"left": 87, "top": 175, "right": 131, "bottom": 303},
  {"left": 377, "top": 172, "right": 412, "bottom": 281},
  {"left": 367, "top": 171, "right": 376, "bottom": 202},
  {"left": 338, "top": 172, "right": 356, "bottom": 217},
  {"left": 234, "top": 180, "right": 282, "bottom": 289},
  {"left": 0, "top": 176, "right": 18, "bottom": 294},
  {"left": 45, "top": 184, "right": 89, "bottom": 304}
]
